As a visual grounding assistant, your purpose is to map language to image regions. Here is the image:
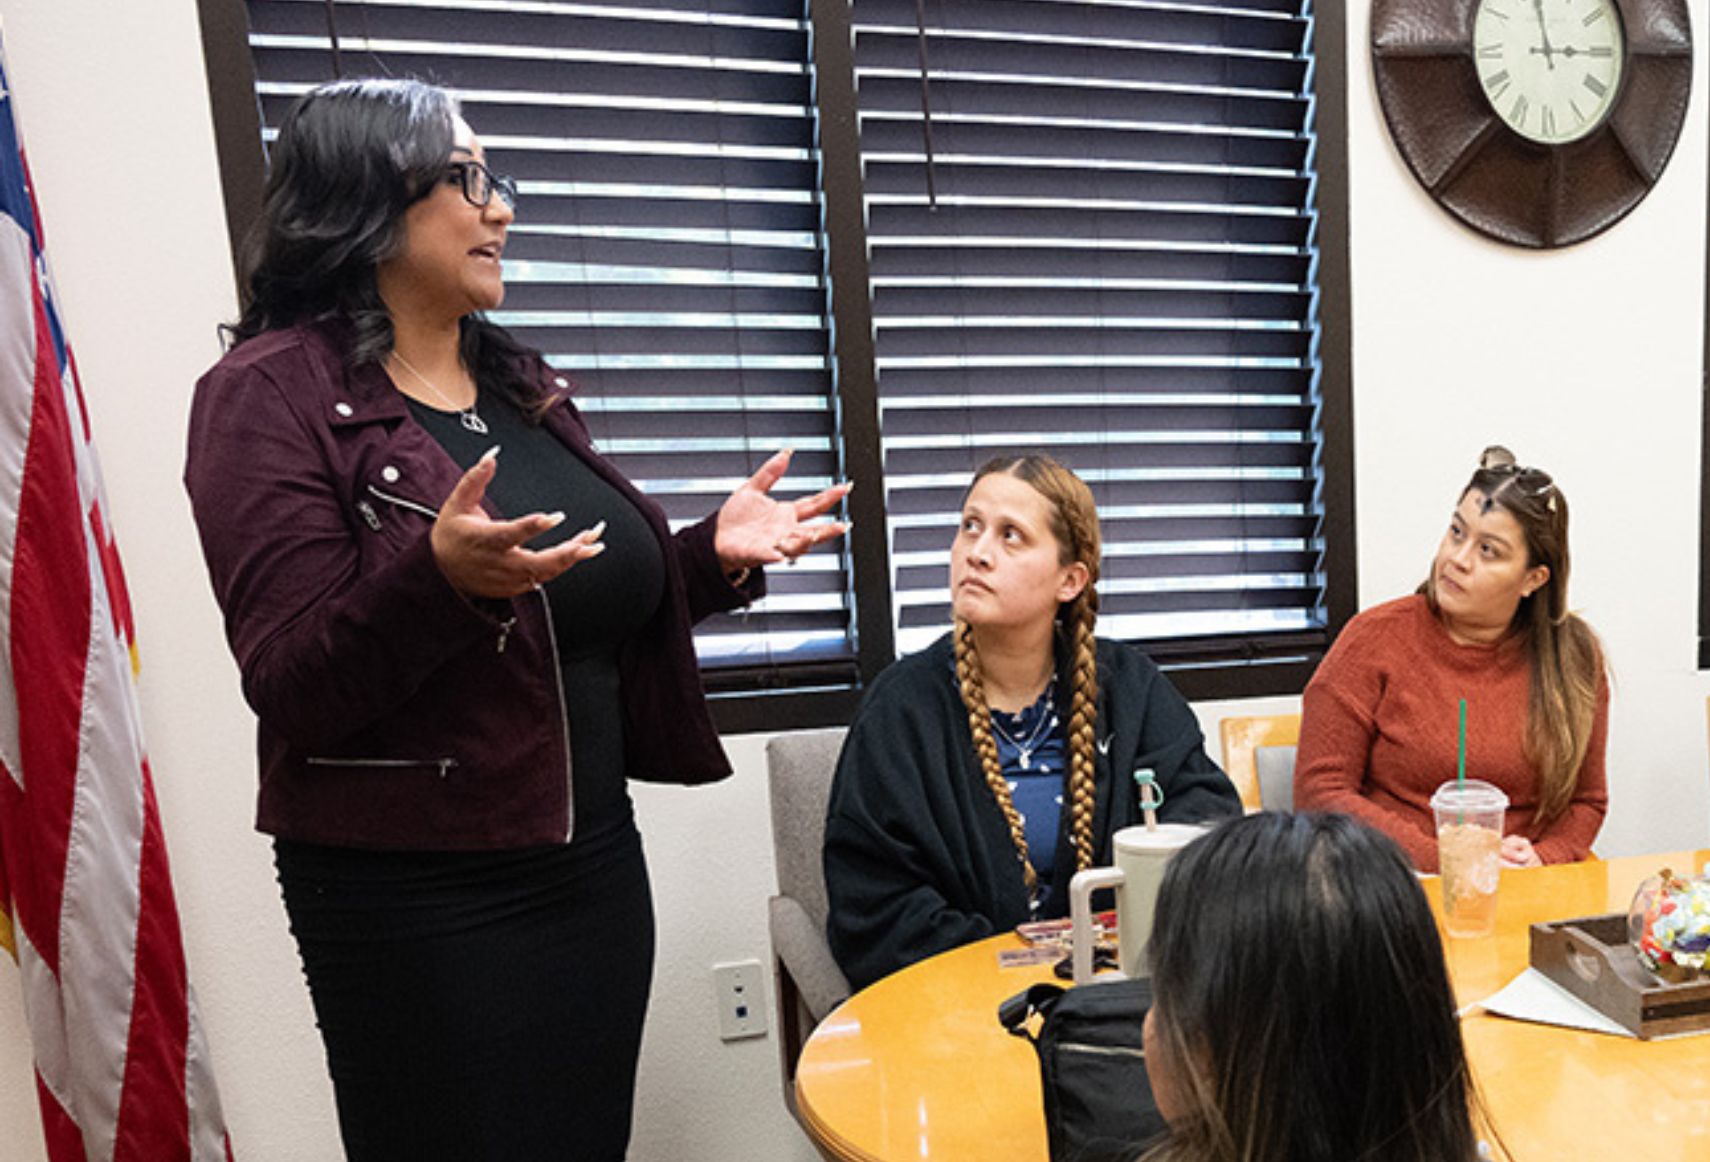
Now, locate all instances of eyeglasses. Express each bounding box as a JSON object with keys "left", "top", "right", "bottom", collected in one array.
[{"left": 444, "top": 159, "right": 518, "bottom": 211}]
